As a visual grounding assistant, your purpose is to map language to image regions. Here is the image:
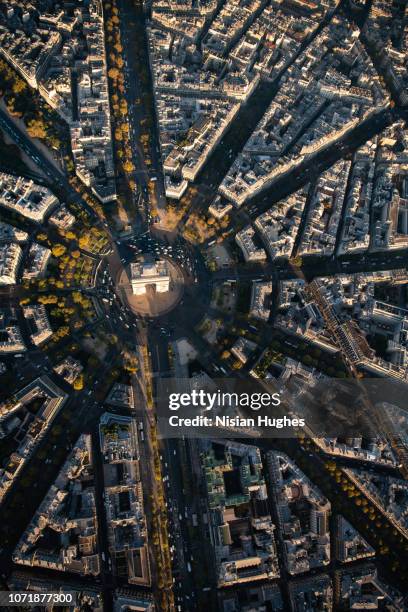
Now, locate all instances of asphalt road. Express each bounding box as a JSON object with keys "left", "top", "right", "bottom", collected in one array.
[{"left": 116, "top": 0, "right": 167, "bottom": 226}]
